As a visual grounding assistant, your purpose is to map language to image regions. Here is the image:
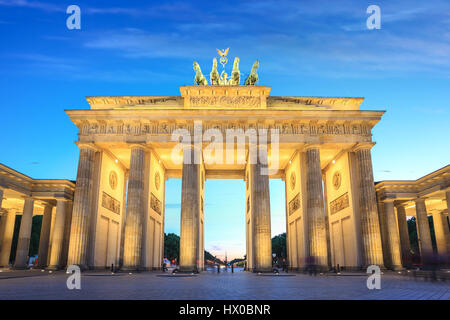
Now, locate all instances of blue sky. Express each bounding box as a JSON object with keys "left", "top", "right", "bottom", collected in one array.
[{"left": 0, "top": 0, "right": 449, "bottom": 259}]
